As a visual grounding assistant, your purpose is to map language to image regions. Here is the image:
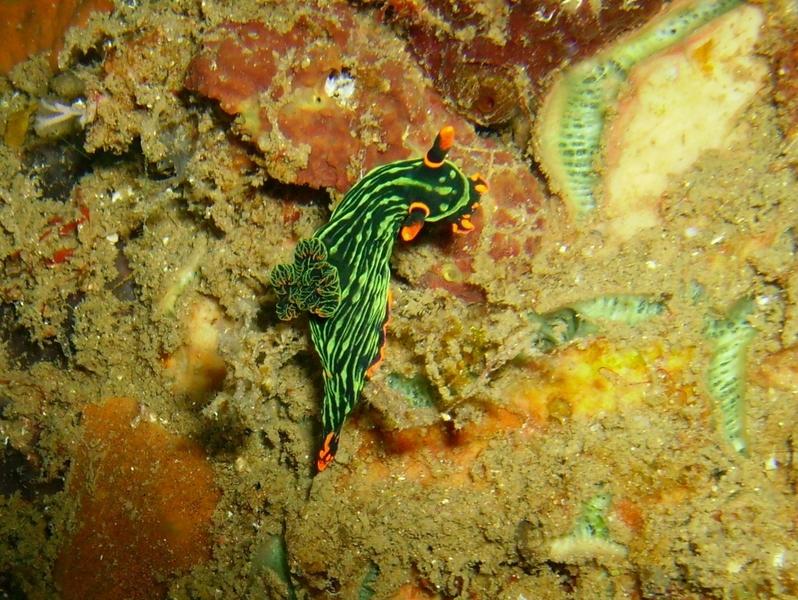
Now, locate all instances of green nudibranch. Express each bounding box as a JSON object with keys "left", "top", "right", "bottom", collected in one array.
[{"left": 271, "top": 126, "right": 488, "bottom": 472}]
